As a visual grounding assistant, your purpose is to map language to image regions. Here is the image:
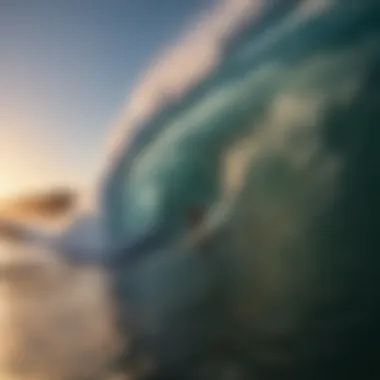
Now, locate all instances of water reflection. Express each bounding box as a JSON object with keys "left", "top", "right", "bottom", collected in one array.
[{"left": 0, "top": 240, "right": 121, "bottom": 380}]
